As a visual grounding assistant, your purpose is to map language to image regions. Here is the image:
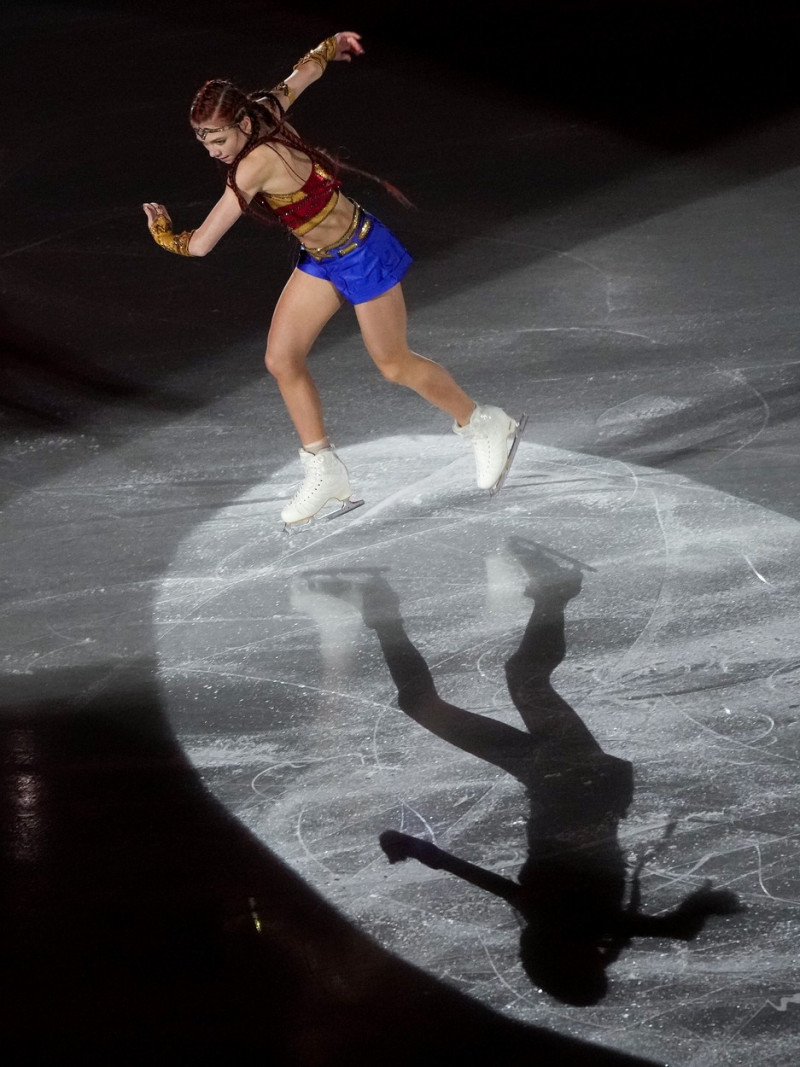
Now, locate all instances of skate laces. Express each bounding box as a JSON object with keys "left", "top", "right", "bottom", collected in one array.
[
  {"left": 293, "top": 453, "right": 327, "bottom": 499},
  {"left": 290, "top": 450, "right": 349, "bottom": 504}
]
